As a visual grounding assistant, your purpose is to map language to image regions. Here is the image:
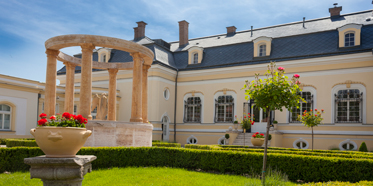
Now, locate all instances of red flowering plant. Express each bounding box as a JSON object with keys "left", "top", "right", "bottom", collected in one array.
[
  {"left": 297, "top": 109, "right": 324, "bottom": 151},
  {"left": 252, "top": 132, "right": 264, "bottom": 138},
  {"left": 37, "top": 112, "right": 87, "bottom": 128},
  {"left": 238, "top": 113, "right": 255, "bottom": 132}
]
